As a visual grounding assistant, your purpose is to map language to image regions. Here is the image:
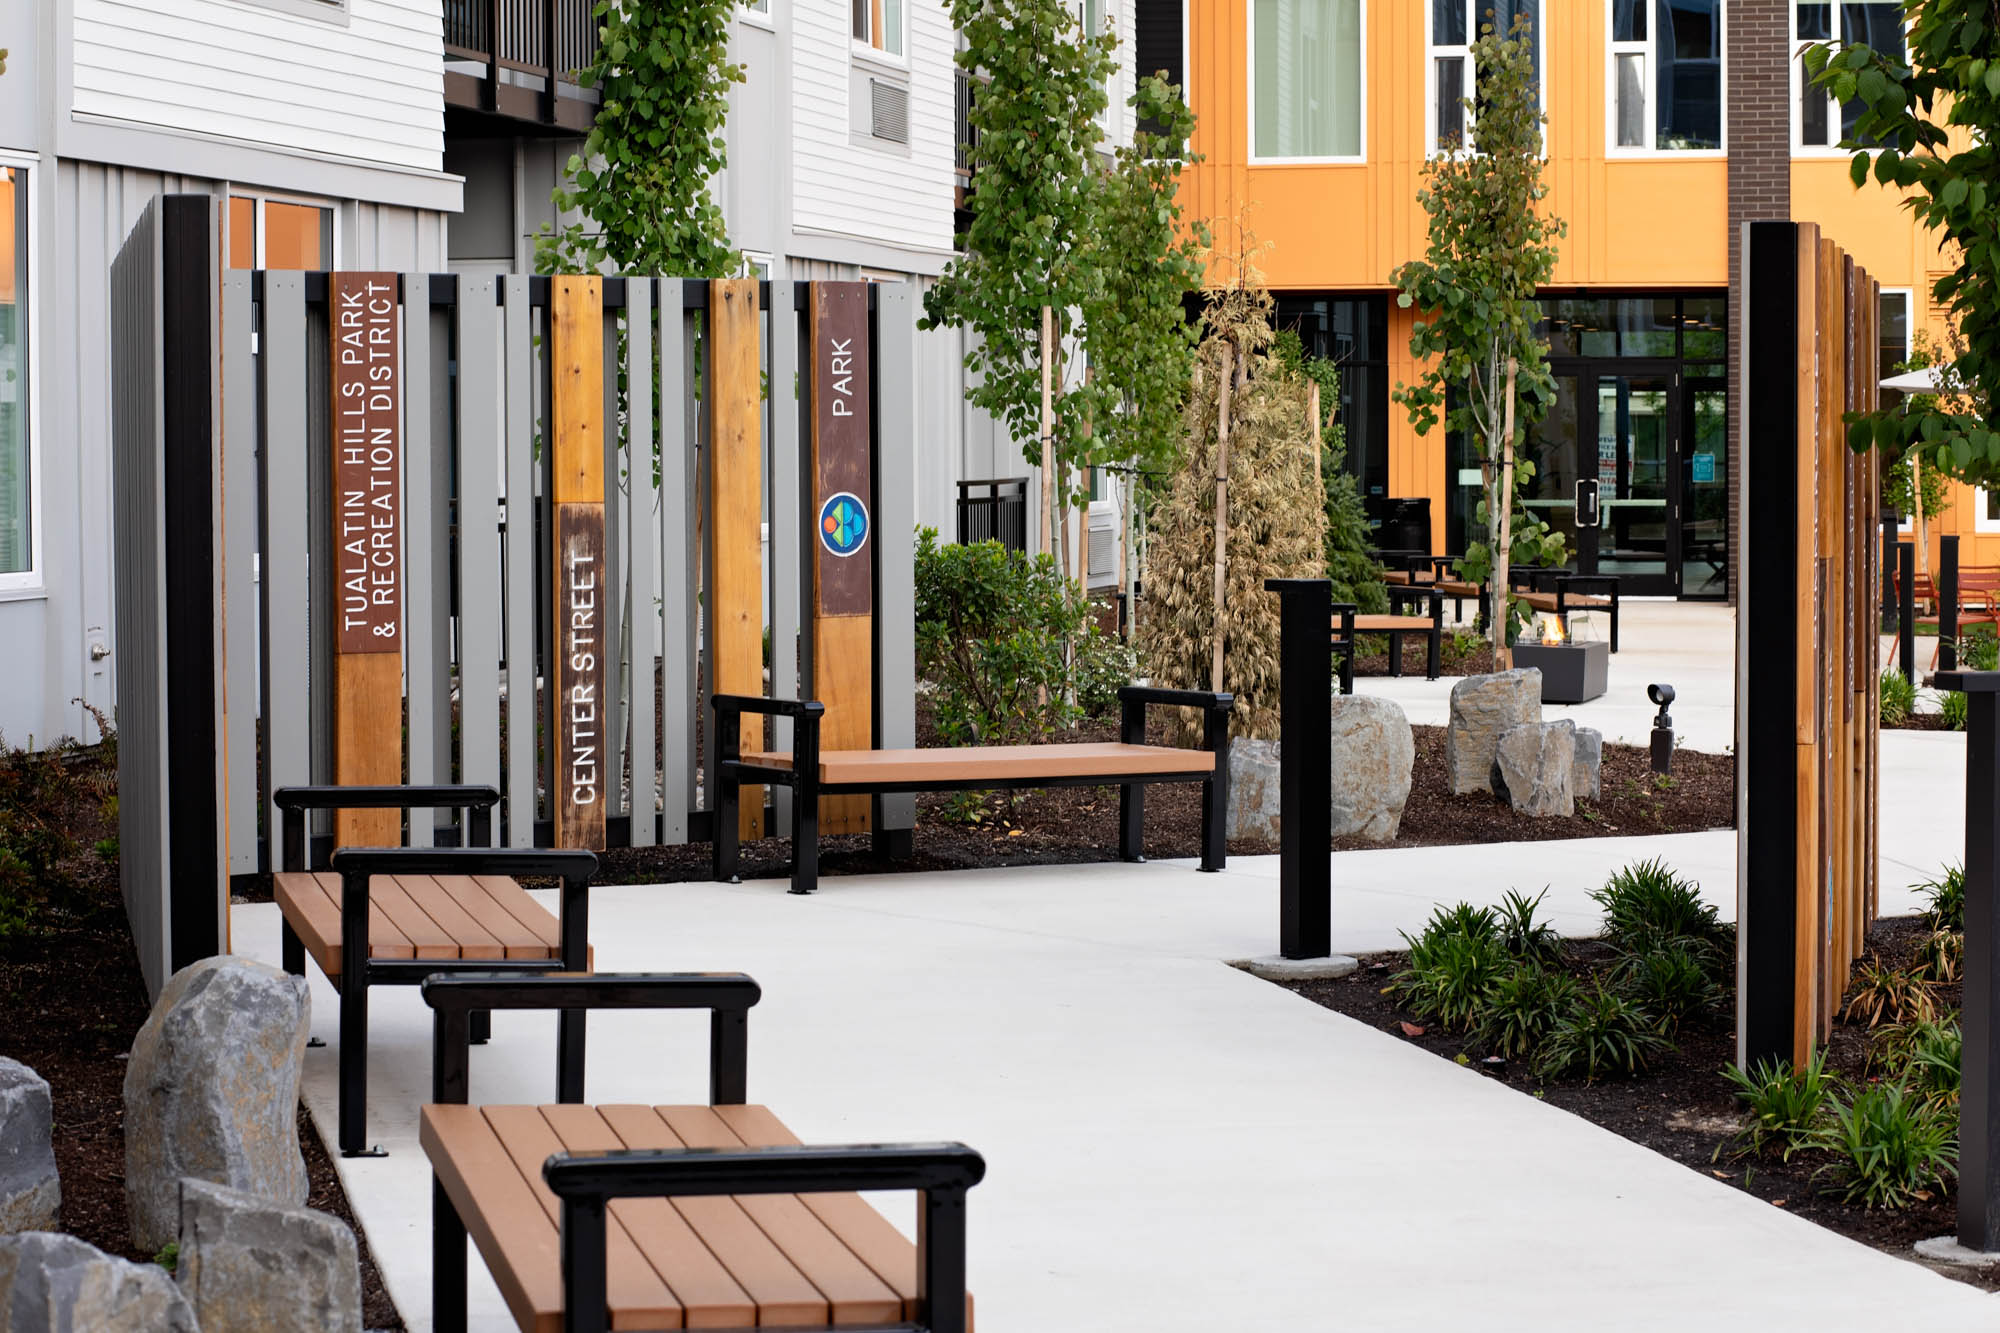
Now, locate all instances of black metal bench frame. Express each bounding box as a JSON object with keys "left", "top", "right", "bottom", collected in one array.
[
  {"left": 710, "top": 686, "right": 1234, "bottom": 895},
  {"left": 422, "top": 972, "right": 985, "bottom": 1333},
  {"left": 274, "top": 784, "right": 596, "bottom": 1157}
]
